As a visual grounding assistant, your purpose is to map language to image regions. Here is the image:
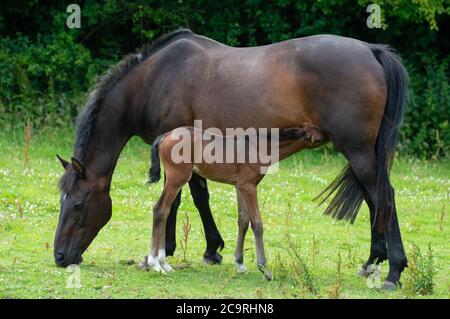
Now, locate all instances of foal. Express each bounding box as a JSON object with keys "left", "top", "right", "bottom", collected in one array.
[{"left": 144, "top": 126, "right": 325, "bottom": 280}]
